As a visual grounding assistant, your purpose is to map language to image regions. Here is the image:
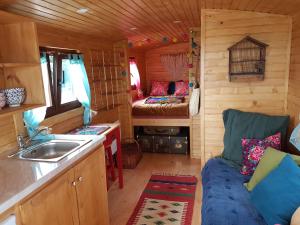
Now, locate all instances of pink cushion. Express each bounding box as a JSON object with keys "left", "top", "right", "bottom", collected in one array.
[
  {"left": 174, "top": 81, "right": 189, "bottom": 96},
  {"left": 240, "top": 132, "right": 281, "bottom": 175},
  {"left": 150, "top": 81, "right": 169, "bottom": 96}
]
